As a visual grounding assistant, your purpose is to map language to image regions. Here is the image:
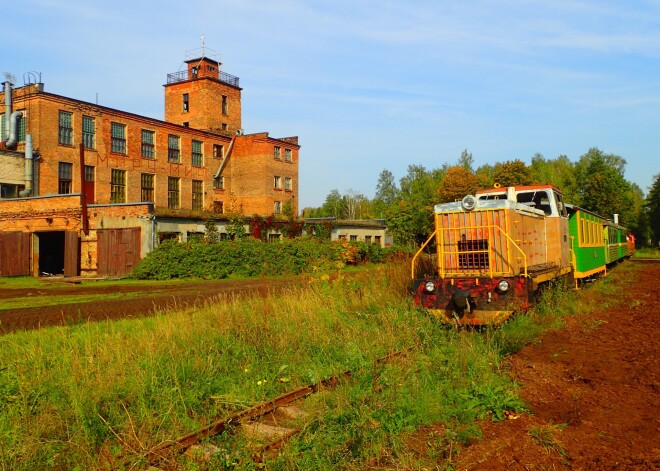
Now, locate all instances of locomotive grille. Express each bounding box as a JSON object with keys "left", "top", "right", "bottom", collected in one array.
[{"left": 458, "top": 239, "right": 489, "bottom": 269}]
